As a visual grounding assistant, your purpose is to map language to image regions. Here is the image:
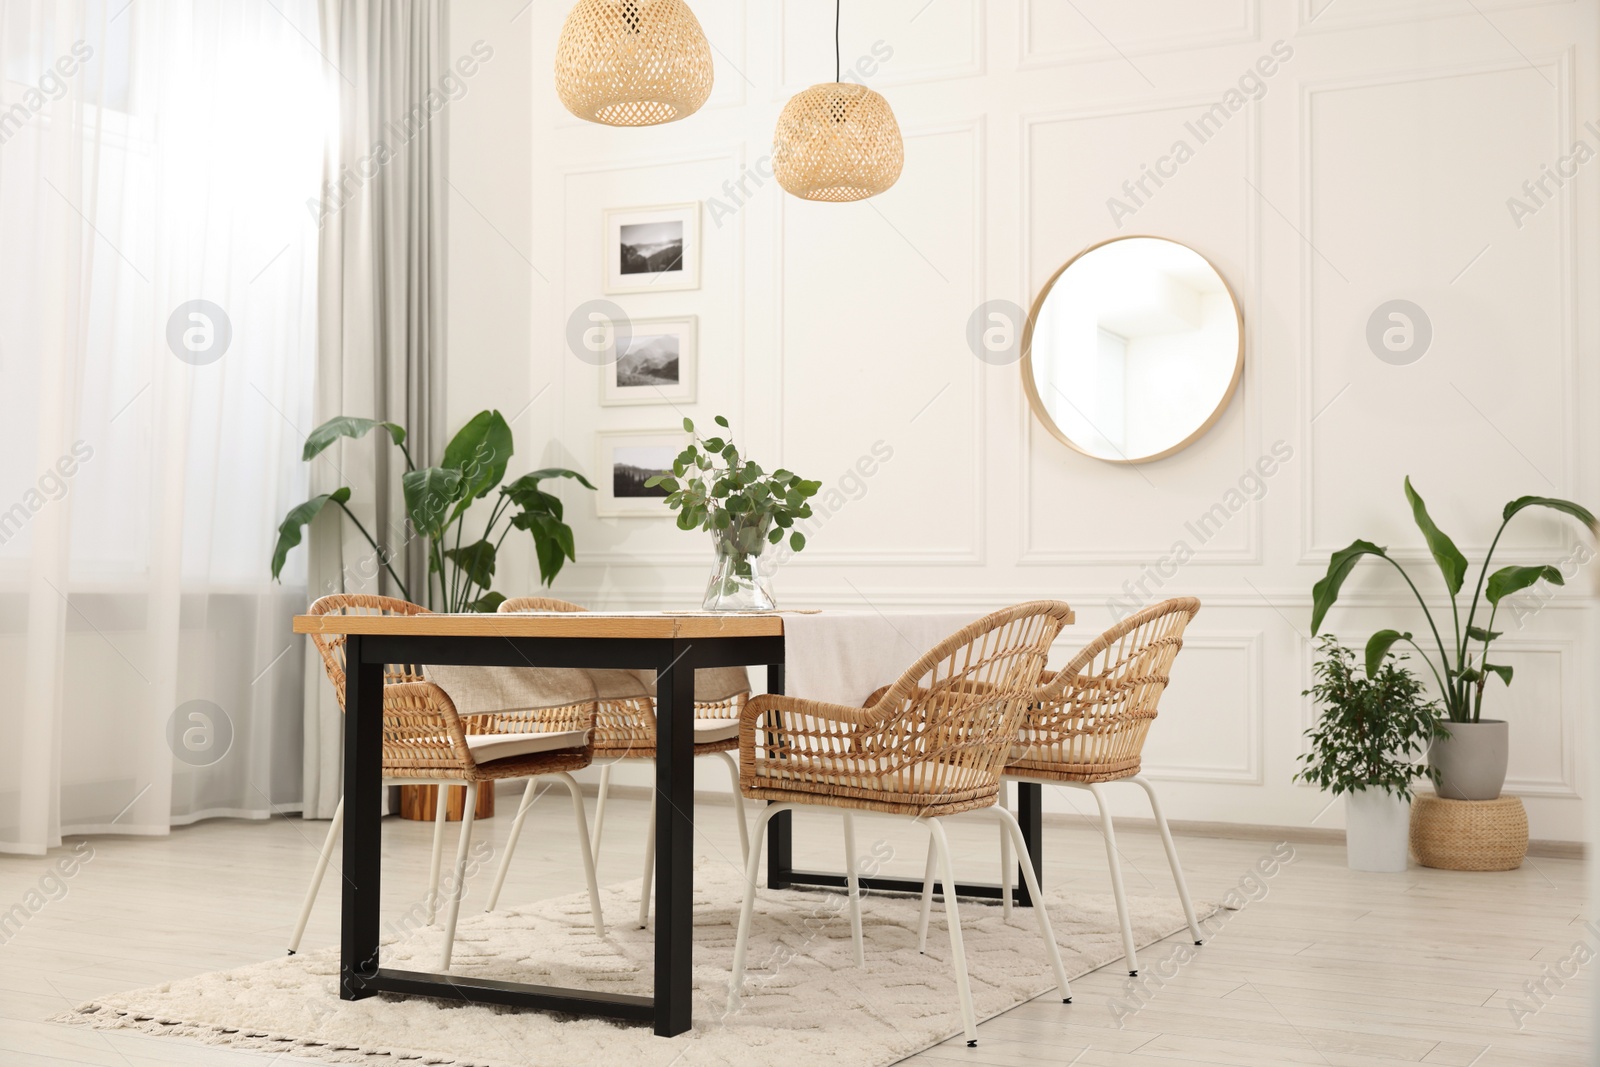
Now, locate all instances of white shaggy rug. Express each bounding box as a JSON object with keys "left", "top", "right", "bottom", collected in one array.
[{"left": 56, "top": 863, "right": 1213, "bottom": 1067}]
